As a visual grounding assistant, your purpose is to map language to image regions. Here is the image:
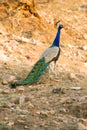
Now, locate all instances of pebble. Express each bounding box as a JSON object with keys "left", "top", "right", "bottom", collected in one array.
[
  {"left": 17, "top": 86, "right": 25, "bottom": 92},
  {"left": 78, "top": 122, "right": 87, "bottom": 130},
  {"left": 17, "top": 119, "right": 25, "bottom": 123},
  {"left": 70, "top": 87, "right": 81, "bottom": 90},
  {"left": 2, "top": 80, "right": 8, "bottom": 85},
  {"left": 14, "top": 98, "right": 20, "bottom": 104},
  {"left": 73, "top": 95, "right": 87, "bottom": 101},
  {"left": 2, "top": 76, "right": 16, "bottom": 85},
  {"left": 2, "top": 89, "right": 10, "bottom": 94},
  {"left": 82, "top": 45, "right": 87, "bottom": 51},
  {"left": 8, "top": 121, "right": 14, "bottom": 127},
  {"left": 84, "top": 62, "right": 87, "bottom": 67},
  {"left": 4, "top": 117, "right": 9, "bottom": 121},
  {"left": 83, "top": 33, "right": 87, "bottom": 40},
  {"left": 24, "top": 125, "right": 29, "bottom": 129},
  {"left": 15, "top": 108, "right": 29, "bottom": 115},
  {"left": 28, "top": 102, "right": 34, "bottom": 109},
  {"left": 79, "top": 119, "right": 87, "bottom": 127},
  {"left": 19, "top": 95, "right": 25, "bottom": 107},
  {"left": 52, "top": 88, "right": 66, "bottom": 94},
  {"left": 7, "top": 76, "right": 16, "bottom": 83},
  {"left": 69, "top": 73, "right": 76, "bottom": 79},
  {"left": 52, "top": 88, "right": 61, "bottom": 94},
  {"left": 40, "top": 109, "right": 55, "bottom": 118},
  {"left": 68, "top": 44, "right": 74, "bottom": 49}
]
